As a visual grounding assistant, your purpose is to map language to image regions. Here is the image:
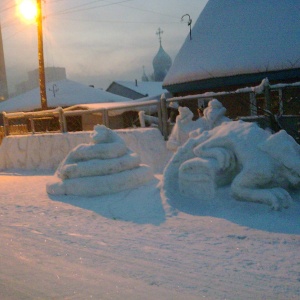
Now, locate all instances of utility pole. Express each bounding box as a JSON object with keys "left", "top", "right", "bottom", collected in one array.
[{"left": 37, "top": 0, "right": 47, "bottom": 110}]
